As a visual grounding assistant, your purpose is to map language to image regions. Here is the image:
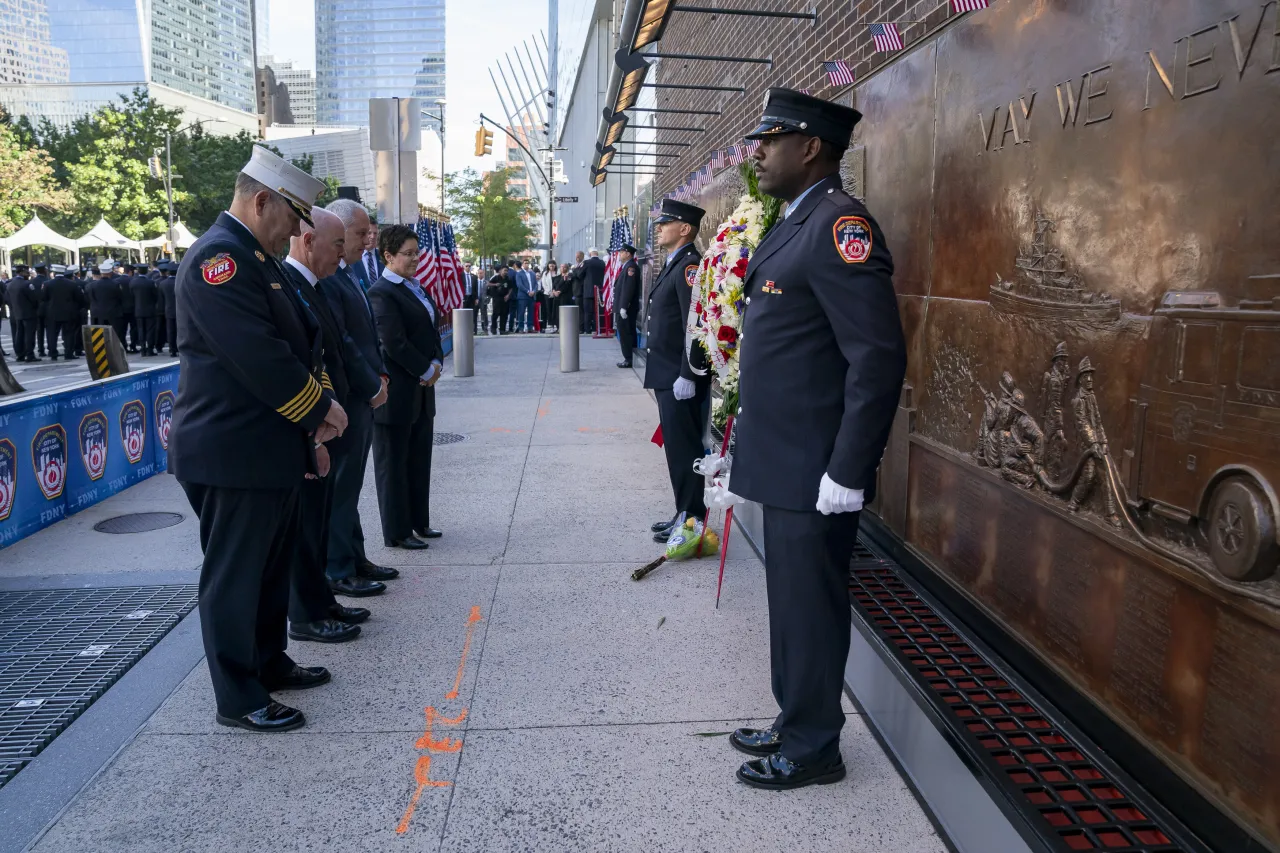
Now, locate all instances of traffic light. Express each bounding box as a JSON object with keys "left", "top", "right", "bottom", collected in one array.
[{"left": 474, "top": 127, "right": 493, "bottom": 157}]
